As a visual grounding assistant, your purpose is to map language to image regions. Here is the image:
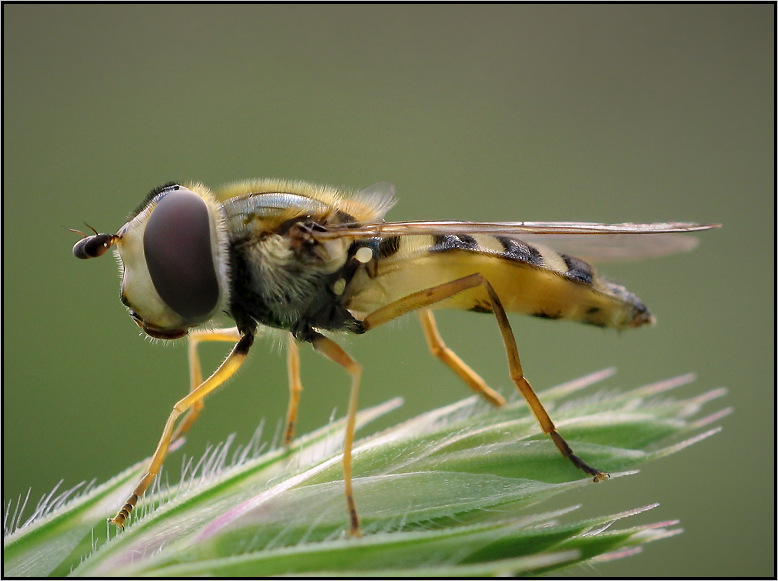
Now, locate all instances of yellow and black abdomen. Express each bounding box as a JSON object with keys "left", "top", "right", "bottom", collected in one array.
[{"left": 347, "top": 234, "right": 654, "bottom": 330}]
